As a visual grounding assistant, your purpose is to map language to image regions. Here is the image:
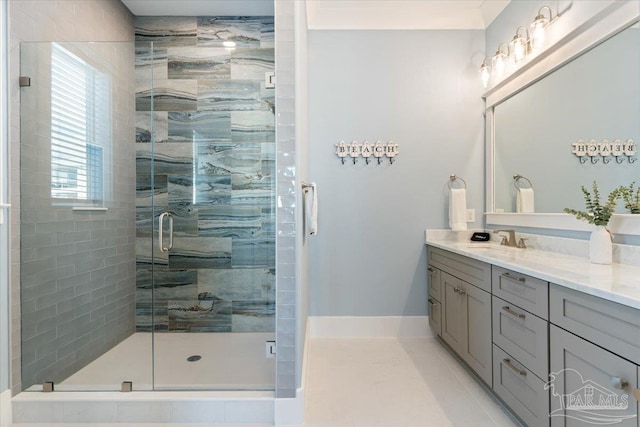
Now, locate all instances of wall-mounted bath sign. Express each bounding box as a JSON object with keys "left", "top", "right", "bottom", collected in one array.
[
  {"left": 335, "top": 140, "right": 398, "bottom": 165},
  {"left": 572, "top": 139, "right": 637, "bottom": 164}
]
